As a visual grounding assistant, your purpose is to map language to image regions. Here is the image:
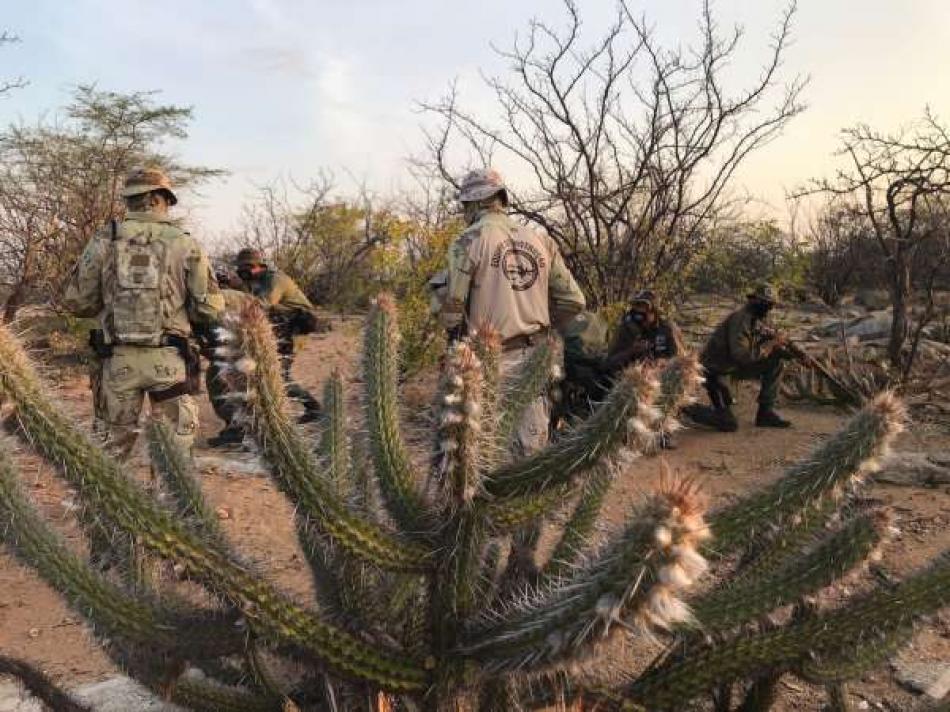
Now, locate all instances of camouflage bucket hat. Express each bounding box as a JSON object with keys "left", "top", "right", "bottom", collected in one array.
[
  {"left": 747, "top": 283, "right": 779, "bottom": 304},
  {"left": 236, "top": 248, "right": 265, "bottom": 266},
  {"left": 121, "top": 167, "right": 178, "bottom": 205},
  {"left": 458, "top": 168, "right": 507, "bottom": 203}
]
